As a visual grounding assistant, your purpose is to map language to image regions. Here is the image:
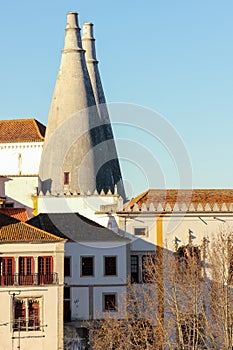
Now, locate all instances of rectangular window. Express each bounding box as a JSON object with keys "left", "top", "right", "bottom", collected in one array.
[
  {"left": 19, "top": 257, "right": 34, "bottom": 285},
  {"left": 38, "top": 256, "right": 53, "bottom": 284},
  {"left": 131, "top": 255, "right": 139, "bottom": 283},
  {"left": 134, "top": 227, "right": 148, "bottom": 236},
  {"left": 13, "top": 298, "right": 41, "bottom": 332},
  {"left": 64, "top": 172, "right": 70, "bottom": 185},
  {"left": 104, "top": 256, "right": 117, "bottom": 276},
  {"left": 0, "top": 257, "right": 14, "bottom": 286},
  {"left": 3, "top": 202, "right": 14, "bottom": 208},
  {"left": 64, "top": 287, "right": 71, "bottom": 322},
  {"left": 103, "top": 294, "right": 117, "bottom": 311},
  {"left": 81, "top": 257, "right": 94, "bottom": 276},
  {"left": 64, "top": 257, "right": 71, "bottom": 277}
]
